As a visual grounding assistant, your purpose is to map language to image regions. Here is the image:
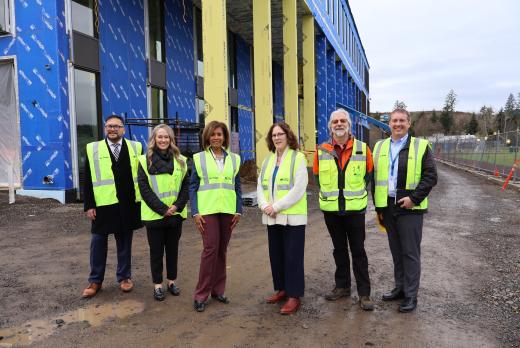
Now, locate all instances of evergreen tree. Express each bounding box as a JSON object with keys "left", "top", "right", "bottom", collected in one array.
[
  {"left": 504, "top": 93, "right": 516, "bottom": 132},
  {"left": 393, "top": 100, "right": 407, "bottom": 110},
  {"left": 440, "top": 89, "right": 457, "bottom": 134},
  {"left": 430, "top": 109, "right": 437, "bottom": 123},
  {"left": 465, "top": 113, "right": 479, "bottom": 135},
  {"left": 479, "top": 106, "right": 494, "bottom": 135}
]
